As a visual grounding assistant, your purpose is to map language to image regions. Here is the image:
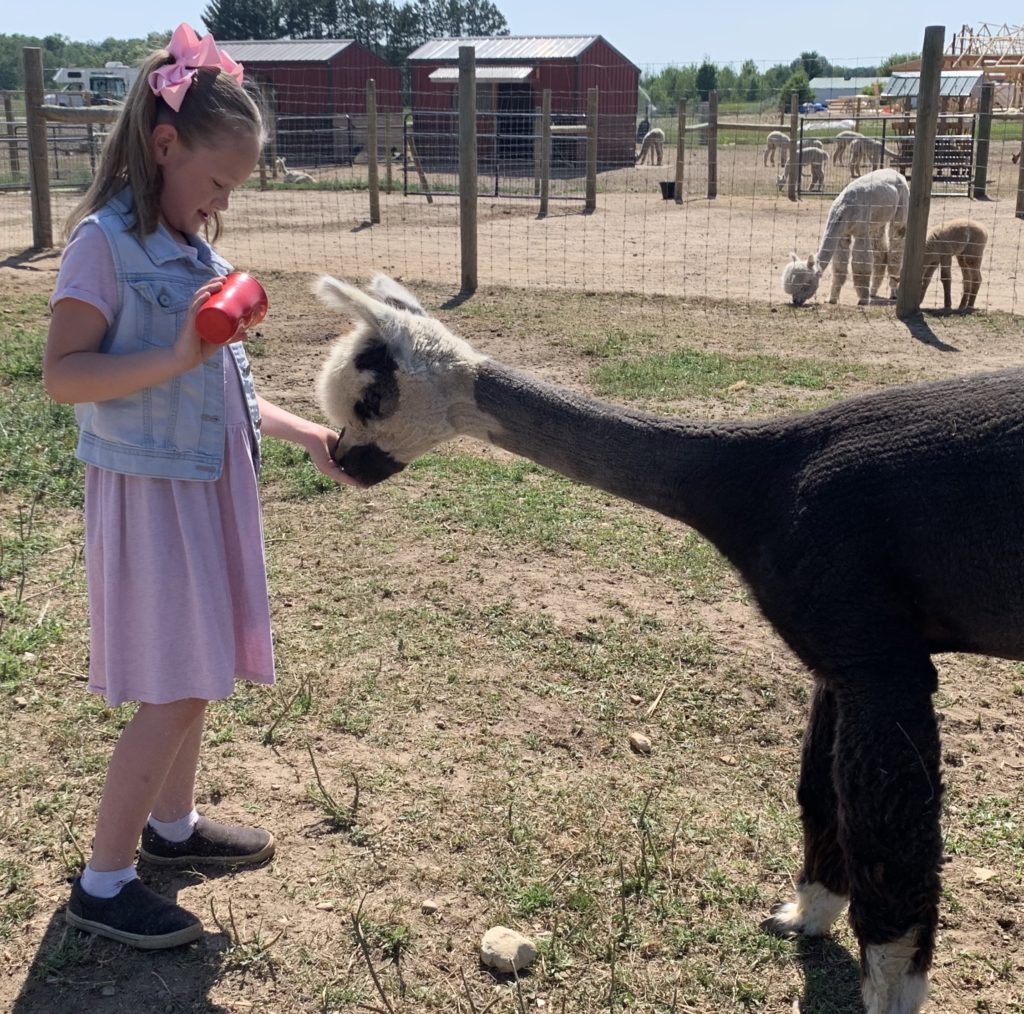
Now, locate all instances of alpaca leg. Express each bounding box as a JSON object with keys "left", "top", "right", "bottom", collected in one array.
[
  {"left": 764, "top": 146, "right": 770, "bottom": 167},
  {"left": 851, "top": 233, "right": 873, "bottom": 305},
  {"left": 655, "top": 140, "right": 663, "bottom": 166},
  {"left": 829, "top": 235, "right": 852, "bottom": 303},
  {"left": 940, "top": 257, "right": 953, "bottom": 310},
  {"left": 869, "top": 226, "right": 889, "bottom": 299},
  {"left": 887, "top": 225, "right": 905, "bottom": 300},
  {"left": 763, "top": 681, "right": 848, "bottom": 938},
  {"left": 833, "top": 671, "right": 942, "bottom": 1014},
  {"left": 780, "top": 147, "right": 787, "bottom": 169},
  {"left": 957, "top": 254, "right": 981, "bottom": 309}
]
